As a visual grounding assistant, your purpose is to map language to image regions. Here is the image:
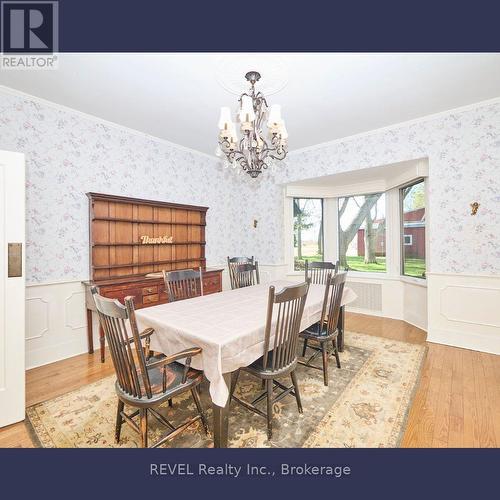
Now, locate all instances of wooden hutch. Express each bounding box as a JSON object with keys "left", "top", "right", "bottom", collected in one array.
[{"left": 82, "top": 192, "right": 223, "bottom": 361}]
